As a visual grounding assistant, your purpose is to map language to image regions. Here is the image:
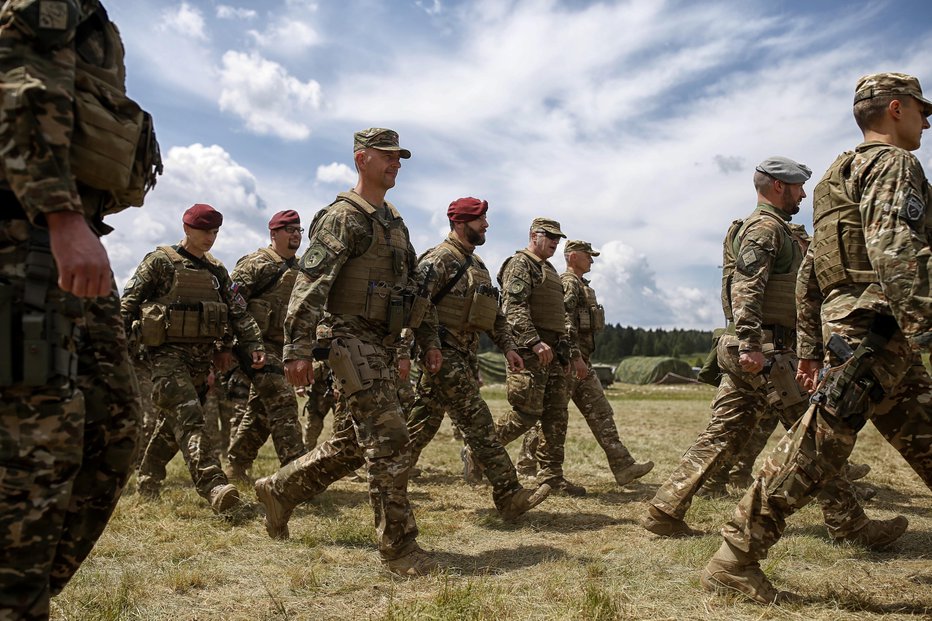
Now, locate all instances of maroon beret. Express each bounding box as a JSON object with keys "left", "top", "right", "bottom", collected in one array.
[
  {"left": 182, "top": 203, "right": 223, "bottom": 229},
  {"left": 447, "top": 197, "right": 488, "bottom": 223},
  {"left": 268, "top": 209, "right": 301, "bottom": 230}
]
